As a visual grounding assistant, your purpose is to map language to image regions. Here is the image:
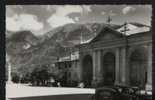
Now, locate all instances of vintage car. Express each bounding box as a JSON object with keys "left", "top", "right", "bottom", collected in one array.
[
  {"left": 92, "top": 85, "right": 152, "bottom": 100},
  {"left": 135, "top": 89, "right": 152, "bottom": 100},
  {"left": 92, "top": 86, "right": 136, "bottom": 100},
  {"left": 117, "top": 85, "right": 152, "bottom": 100},
  {"left": 92, "top": 87, "right": 118, "bottom": 100}
]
